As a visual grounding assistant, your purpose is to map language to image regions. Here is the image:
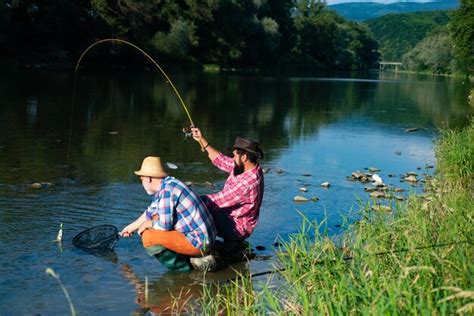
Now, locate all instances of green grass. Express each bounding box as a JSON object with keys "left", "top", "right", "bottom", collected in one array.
[{"left": 193, "top": 119, "right": 474, "bottom": 315}]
